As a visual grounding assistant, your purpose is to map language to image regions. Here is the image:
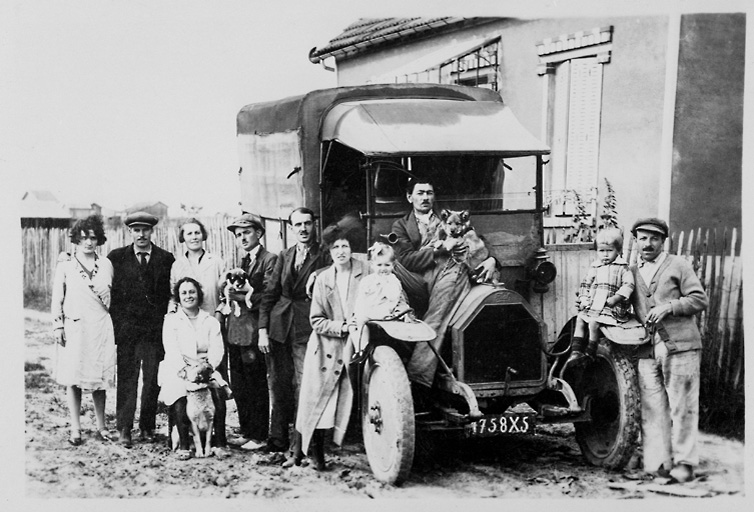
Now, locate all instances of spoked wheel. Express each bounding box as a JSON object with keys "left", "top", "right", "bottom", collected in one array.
[
  {"left": 572, "top": 339, "right": 640, "bottom": 469},
  {"left": 362, "top": 345, "right": 415, "bottom": 485}
]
